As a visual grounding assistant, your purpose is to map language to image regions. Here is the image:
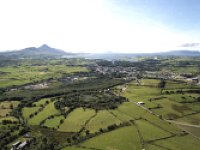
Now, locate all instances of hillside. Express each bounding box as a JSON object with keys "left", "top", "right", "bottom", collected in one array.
[{"left": 0, "top": 44, "right": 70, "bottom": 58}]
